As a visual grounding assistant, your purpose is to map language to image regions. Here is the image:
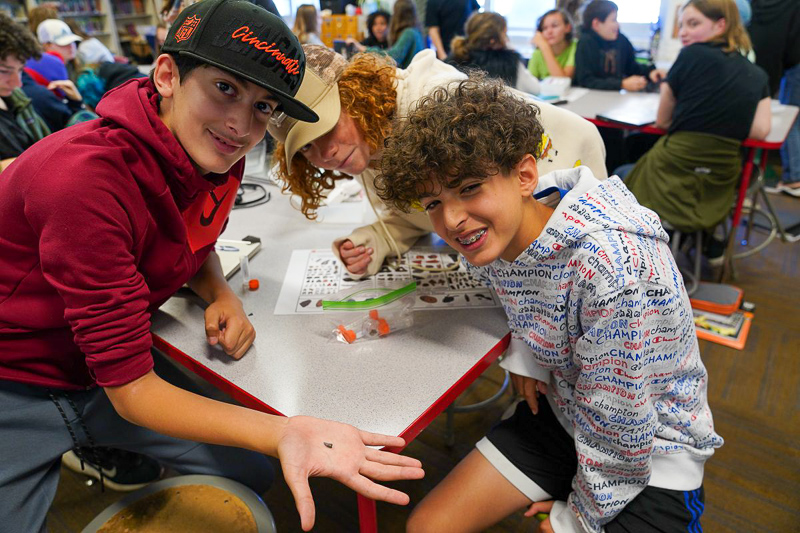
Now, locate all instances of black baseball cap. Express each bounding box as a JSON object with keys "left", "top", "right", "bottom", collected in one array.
[{"left": 162, "top": 0, "right": 318, "bottom": 122}]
